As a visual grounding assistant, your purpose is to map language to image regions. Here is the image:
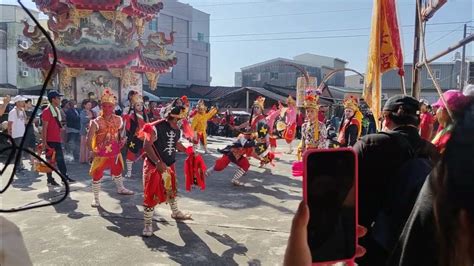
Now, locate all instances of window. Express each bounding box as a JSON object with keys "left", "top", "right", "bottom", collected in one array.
[
  {"left": 359, "top": 77, "right": 364, "bottom": 84},
  {"left": 148, "top": 18, "right": 158, "bottom": 31},
  {"left": 428, "top": 69, "right": 441, "bottom": 80},
  {"left": 252, "top": 73, "right": 261, "bottom": 81},
  {"left": 197, "top": 32, "right": 204, "bottom": 42},
  {"left": 270, "top": 72, "right": 279, "bottom": 80},
  {"left": 80, "top": 18, "right": 88, "bottom": 28}
]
